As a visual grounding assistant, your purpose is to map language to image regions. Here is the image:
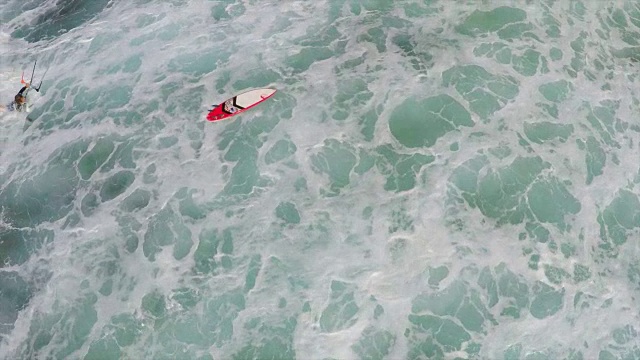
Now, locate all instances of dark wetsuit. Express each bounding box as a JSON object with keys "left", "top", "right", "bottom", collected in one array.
[{"left": 6, "top": 86, "right": 28, "bottom": 112}]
